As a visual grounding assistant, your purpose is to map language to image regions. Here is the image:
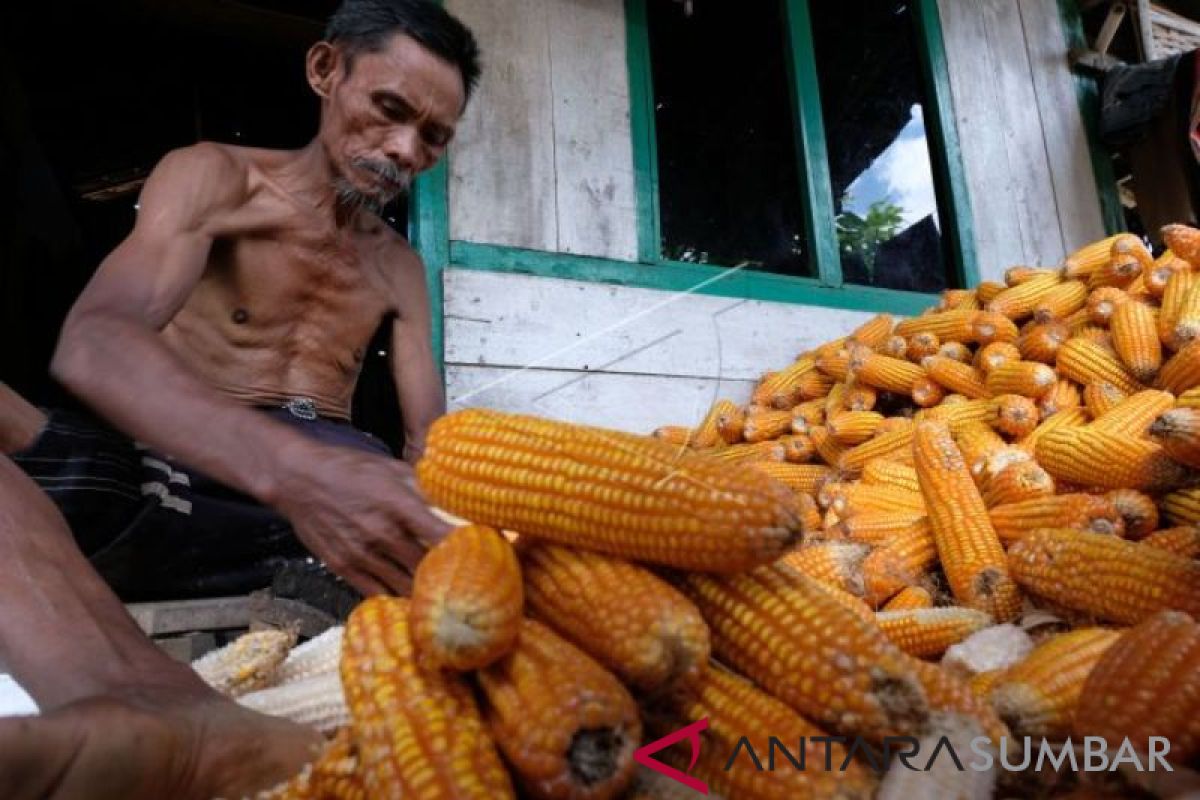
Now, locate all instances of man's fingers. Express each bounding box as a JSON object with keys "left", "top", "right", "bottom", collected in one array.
[
  {"left": 362, "top": 551, "right": 415, "bottom": 597},
  {"left": 343, "top": 568, "right": 391, "bottom": 599}
]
